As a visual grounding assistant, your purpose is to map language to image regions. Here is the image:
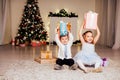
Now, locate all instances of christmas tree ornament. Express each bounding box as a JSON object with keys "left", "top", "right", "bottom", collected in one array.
[
  {"left": 31, "top": 25, "right": 34, "bottom": 27},
  {"left": 28, "top": 21, "right": 30, "bottom": 23},
  {"left": 17, "top": 34, "right": 20, "bottom": 36},
  {"left": 29, "top": 34, "right": 31, "bottom": 36},
  {"left": 31, "top": 31, "right": 33, "bottom": 33},
  {"left": 23, "top": 37, "right": 26, "bottom": 40},
  {"left": 34, "top": 7, "right": 36, "bottom": 10}
]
